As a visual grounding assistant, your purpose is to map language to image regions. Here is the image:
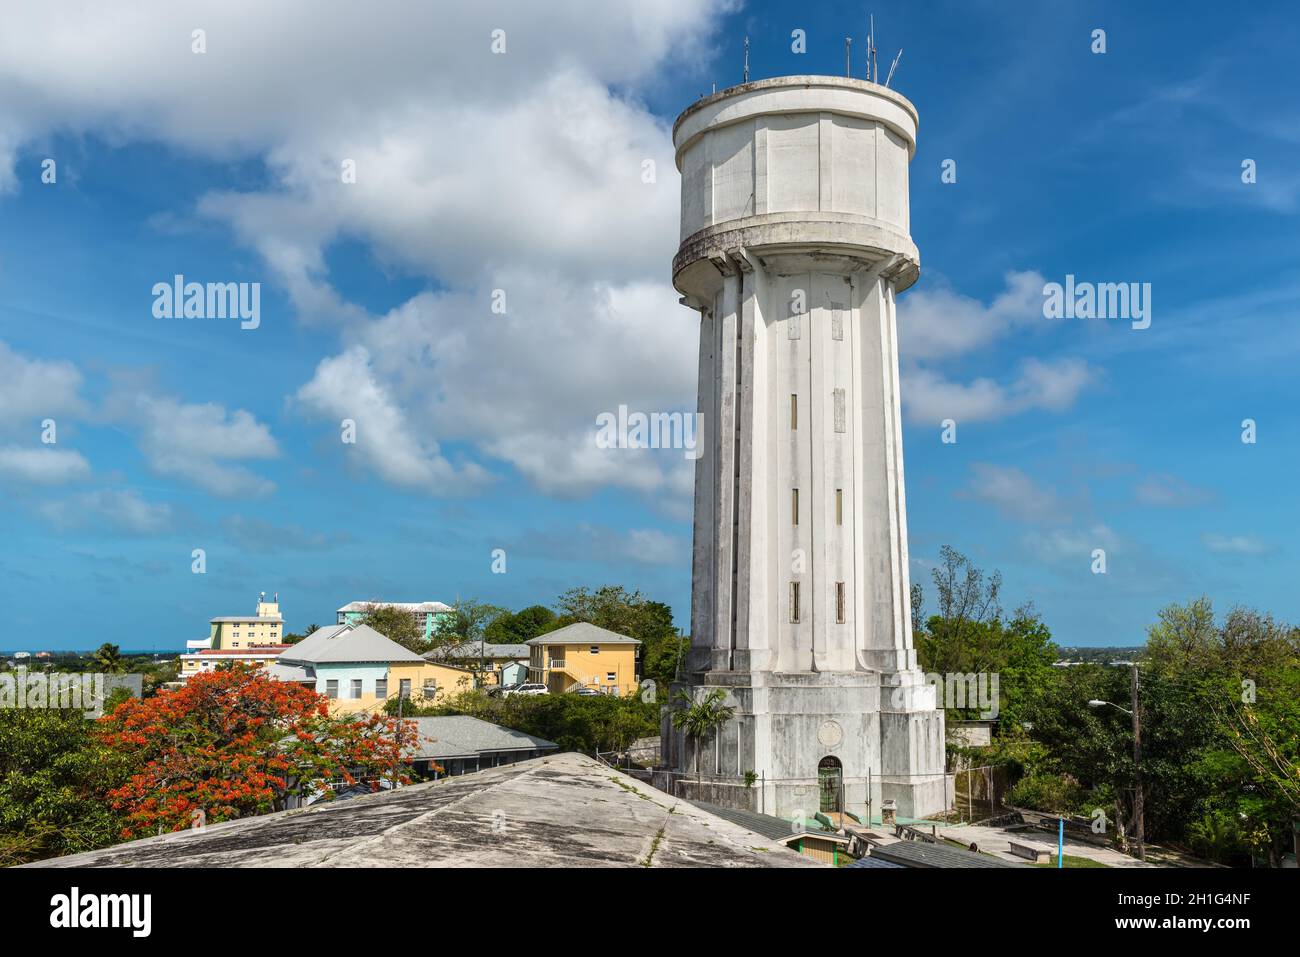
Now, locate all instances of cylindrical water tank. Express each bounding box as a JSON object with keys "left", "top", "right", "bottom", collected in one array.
[{"left": 671, "top": 75, "right": 920, "bottom": 303}]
